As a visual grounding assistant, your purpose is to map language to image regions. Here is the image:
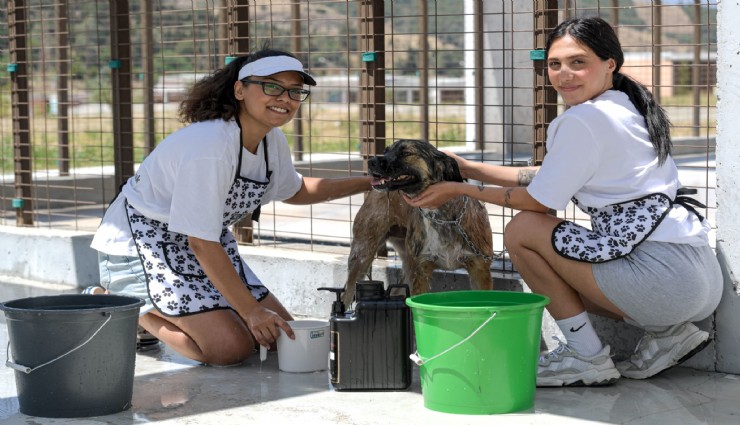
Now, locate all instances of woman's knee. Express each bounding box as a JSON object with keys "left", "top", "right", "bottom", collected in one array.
[
  {"left": 504, "top": 211, "right": 543, "bottom": 250},
  {"left": 201, "top": 347, "right": 253, "bottom": 366},
  {"left": 161, "top": 311, "right": 256, "bottom": 366},
  {"left": 199, "top": 330, "right": 255, "bottom": 365}
]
